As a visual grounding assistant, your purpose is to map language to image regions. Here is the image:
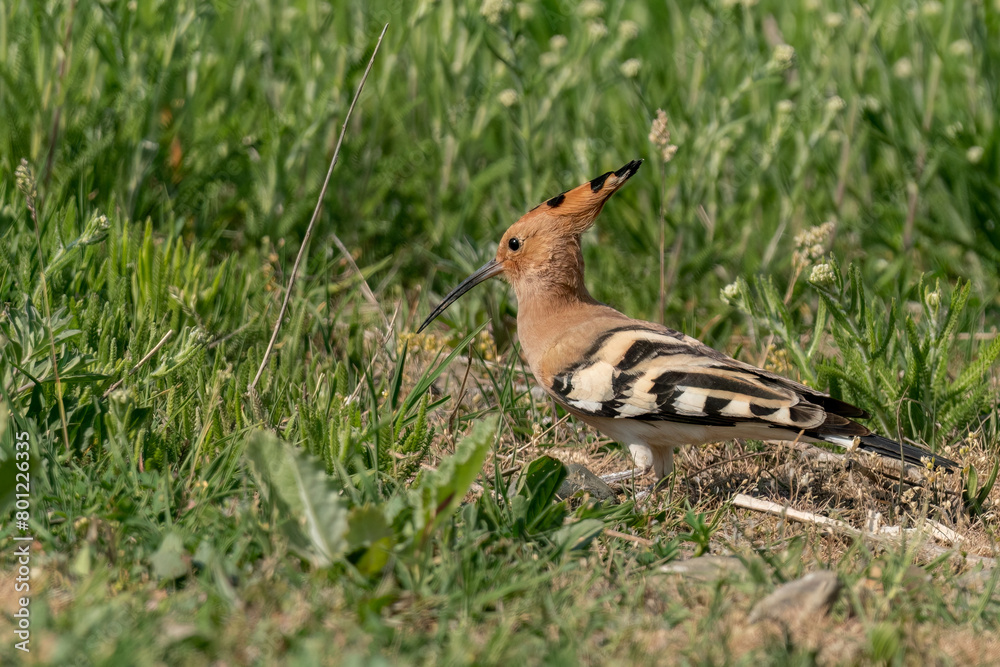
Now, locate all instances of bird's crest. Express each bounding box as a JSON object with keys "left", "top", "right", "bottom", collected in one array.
[{"left": 509, "top": 159, "right": 643, "bottom": 238}]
